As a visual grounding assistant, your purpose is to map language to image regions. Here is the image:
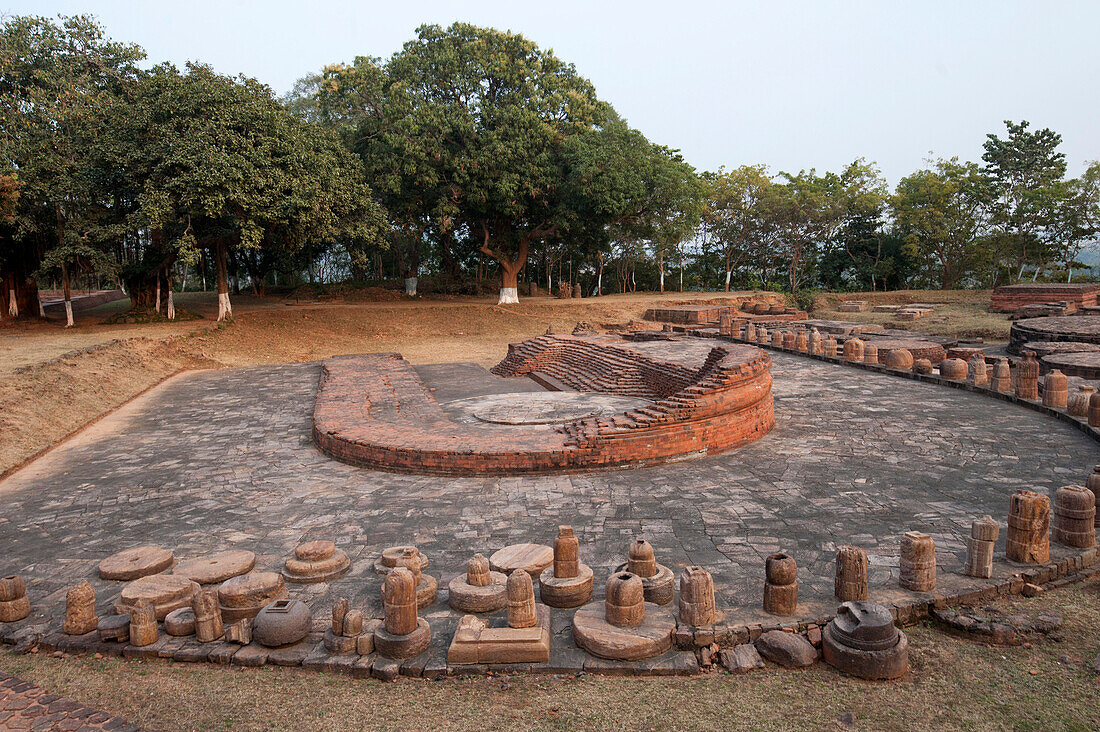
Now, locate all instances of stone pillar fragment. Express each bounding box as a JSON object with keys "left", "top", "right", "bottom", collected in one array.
[
  {"left": 1068, "top": 386, "right": 1095, "bottom": 418},
  {"left": 991, "top": 357, "right": 1012, "bottom": 393},
  {"left": 507, "top": 570, "right": 538, "bottom": 629},
  {"left": 796, "top": 330, "right": 809, "bottom": 352},
  {"left": 331, "top": 597, "right": 349, "bottom": 636},
  {"left": 863, "top": 343, "right": 878, "bottom": 365},
  {"left": 627, "top": 539, "right": 657, "bottom": 578},
  {"left": 1043, "top": 370, "right": 1068, "bottom": 409},
  {"left": 1015, "top": 351, "right": 1039, "bottom": 400},
  {"left": 762, "top": 552, "right": 797, "bottom": 616},
  {"left": 899, "top": 531, "right": 936, "bottom": 592},
  {"left": 129, "top": 599, "right": 158, "bottom": 647},
  {"left": 467, "top": 554, "right": 491, "bottom": 587},
  {"left": 192, "top": 588, "right": 223, "bottom": 642},
  {"left": 884, "top": 349, "right": 913, "bottom": 371},
  {"left": 0, "top": 575, "right": 29, "bottom": 623},
  {"left": 968, "top": 354, "right": 988, "bottom": 387},
  {"left": 678, "top": 566, "right": 716, "bottom": 627},
  {"left": 605, "top": 572, "right": 645, "bottom": 628},
  {"left": 553, "top": 525, "right": 579, "bottom": 578},
  {"left": 843, "top": 338, "right": 865, "bottom": 363},
  {"left": 825, "top": 338, "right": 838, "bottom": 358},
  {"left": 965, "top": 516, "right": 999, "bottom": 579},
  {"left": 382, "top": 567, "right": 418, "bottom": 636},
  {"left": 1052, "top": 485, "right": 1096, "bottom": 548},
  {"left": 809, "top": 328, "right": 822, "bottom": 355},
  {"left": 1088, "top": 466, "right": 1100, "bottom": 529},
  {"left": 940, "top": 358, "right": 967, "bottom": 381},
  {"left": 1006, "top": 490, "right": 1050, "bottom": 564},
  {"left": 834, "top": 546, "right": 868, "bottom": 602},
  {"left": 63, "top": 581, "right": 98, "bottom": 635}
]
